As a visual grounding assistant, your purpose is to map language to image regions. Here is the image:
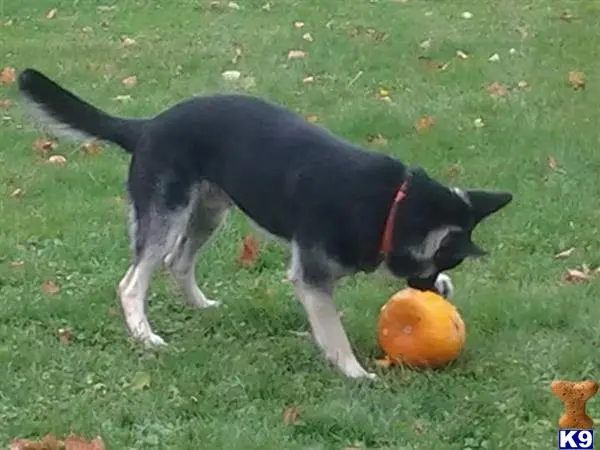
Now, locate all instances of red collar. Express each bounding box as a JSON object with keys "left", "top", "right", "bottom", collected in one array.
[{"left": 380, "top": 180, "right": 409, "bottom": 256}]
